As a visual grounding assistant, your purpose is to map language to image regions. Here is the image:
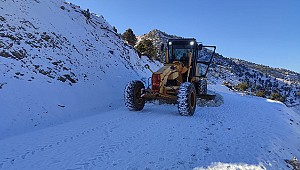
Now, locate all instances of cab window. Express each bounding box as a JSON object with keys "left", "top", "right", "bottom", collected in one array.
[{"left": 168, "top": 45, "right": 193, "bottom": 64}]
